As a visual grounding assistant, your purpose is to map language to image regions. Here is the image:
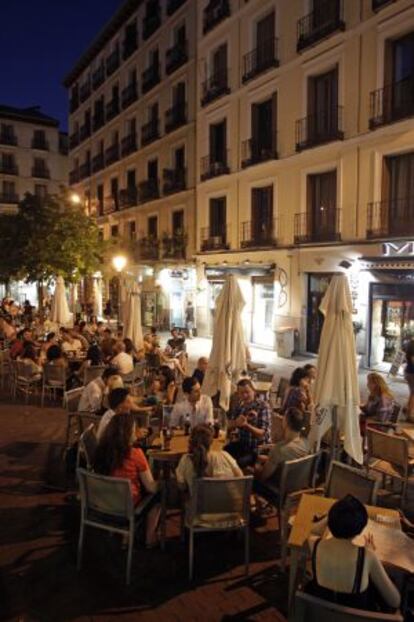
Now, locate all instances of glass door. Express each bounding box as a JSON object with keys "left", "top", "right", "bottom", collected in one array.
[{"left": 252, "top": 281, "right": 274, "bottom": 347}]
